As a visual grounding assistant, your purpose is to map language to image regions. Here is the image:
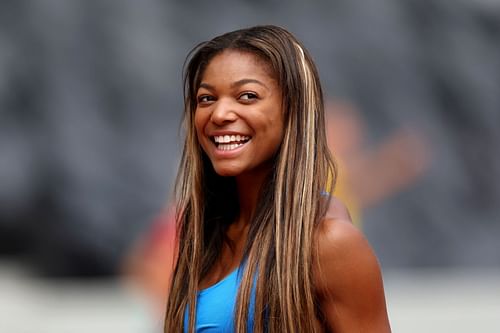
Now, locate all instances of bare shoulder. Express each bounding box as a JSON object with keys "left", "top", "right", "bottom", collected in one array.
[
  {"left": 324, "top": 195, "right": 352, "bottom": 221},
  {"left": 315, "top": 205, "right": 378, "bottom": 296},
  {"left": 317, "top": 196, "right": 368, "bottom": 270},
  {"left": 314, "top": 197, "right": 391, "bottom": 332}
]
